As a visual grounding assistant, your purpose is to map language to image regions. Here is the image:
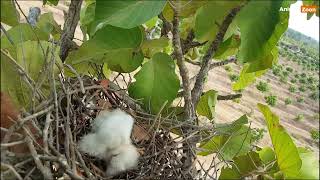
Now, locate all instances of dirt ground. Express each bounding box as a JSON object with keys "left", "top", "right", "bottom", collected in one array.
[{"left": 15, "top": 0, "right": 320, "bottom": 161}]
